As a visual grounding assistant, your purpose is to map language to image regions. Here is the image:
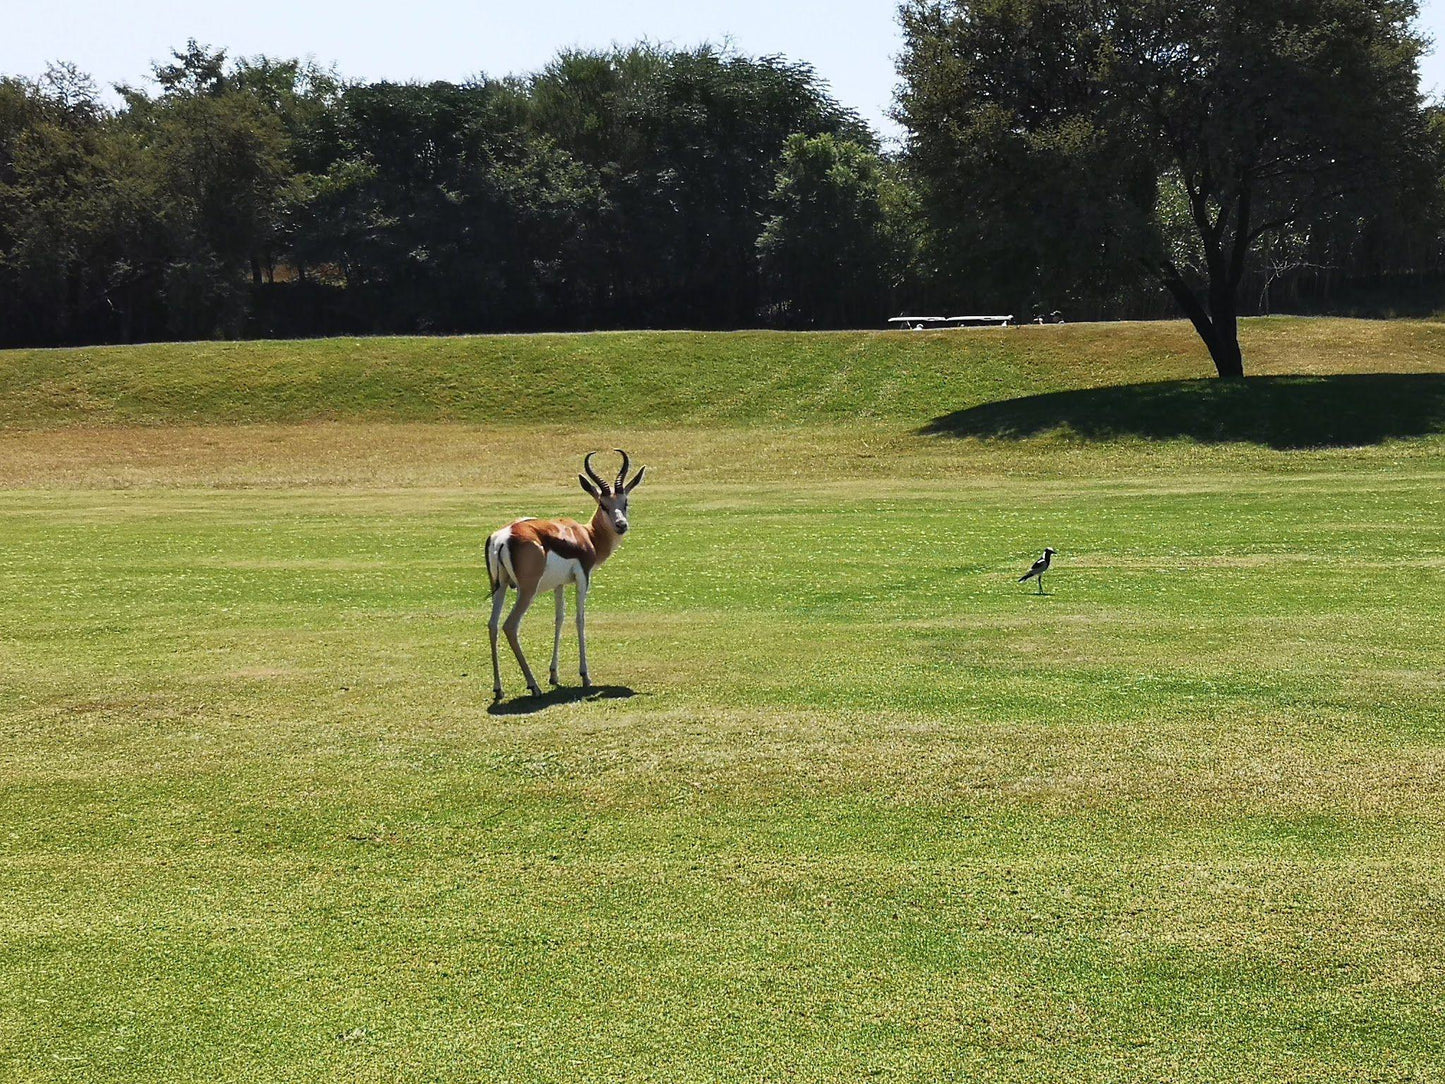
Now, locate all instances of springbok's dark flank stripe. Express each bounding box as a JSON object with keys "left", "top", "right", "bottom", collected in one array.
[{"left": 506, "top": 519, "right": 600, "bottom": 575}]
